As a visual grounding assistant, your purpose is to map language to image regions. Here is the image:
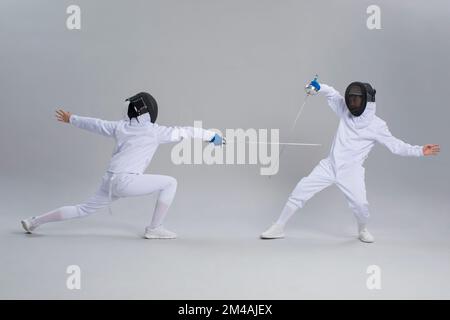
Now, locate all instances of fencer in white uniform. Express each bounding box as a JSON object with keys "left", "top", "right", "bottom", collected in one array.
[
  {"left": 261, "top": 79, "right": 440, "bottom": 242},
  {"left": 21, "top": 92, "right": 223, "bottom": 239}
]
